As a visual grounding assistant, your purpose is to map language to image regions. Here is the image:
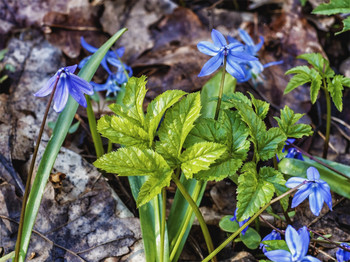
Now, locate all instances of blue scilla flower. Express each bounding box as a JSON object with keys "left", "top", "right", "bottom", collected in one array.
[
  {"left": 34, "top": 65, "right": 94, "bottom": 112},
  {"left": 285, "top": 167, "right": 332, "bottom": 216},
  {"left": 197, "top": 29, "right": 258, "bottom": 81},
  {"left": 92, "top": 74, "right": 121, "bottom": 97},
  {"left": 336, "top": 243, "right": 350, "bottom": 262},
  {"left": 230, "top": 208, "right": 250, "bottom": 235},
  {"left": 260, "top": 230, "right": 282, "bottom": 252},
  {"left": 264, "top": 225, "right": 320, "bottom": 262},
  {"left": 228, "top": 29, "right": 283, "bottom": 82},
  {"left": 106, "top": 57, "right": 133, "bottom": 85},
  {"left": 79, "top": 37, "right": 125, "bottom": 75}
]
